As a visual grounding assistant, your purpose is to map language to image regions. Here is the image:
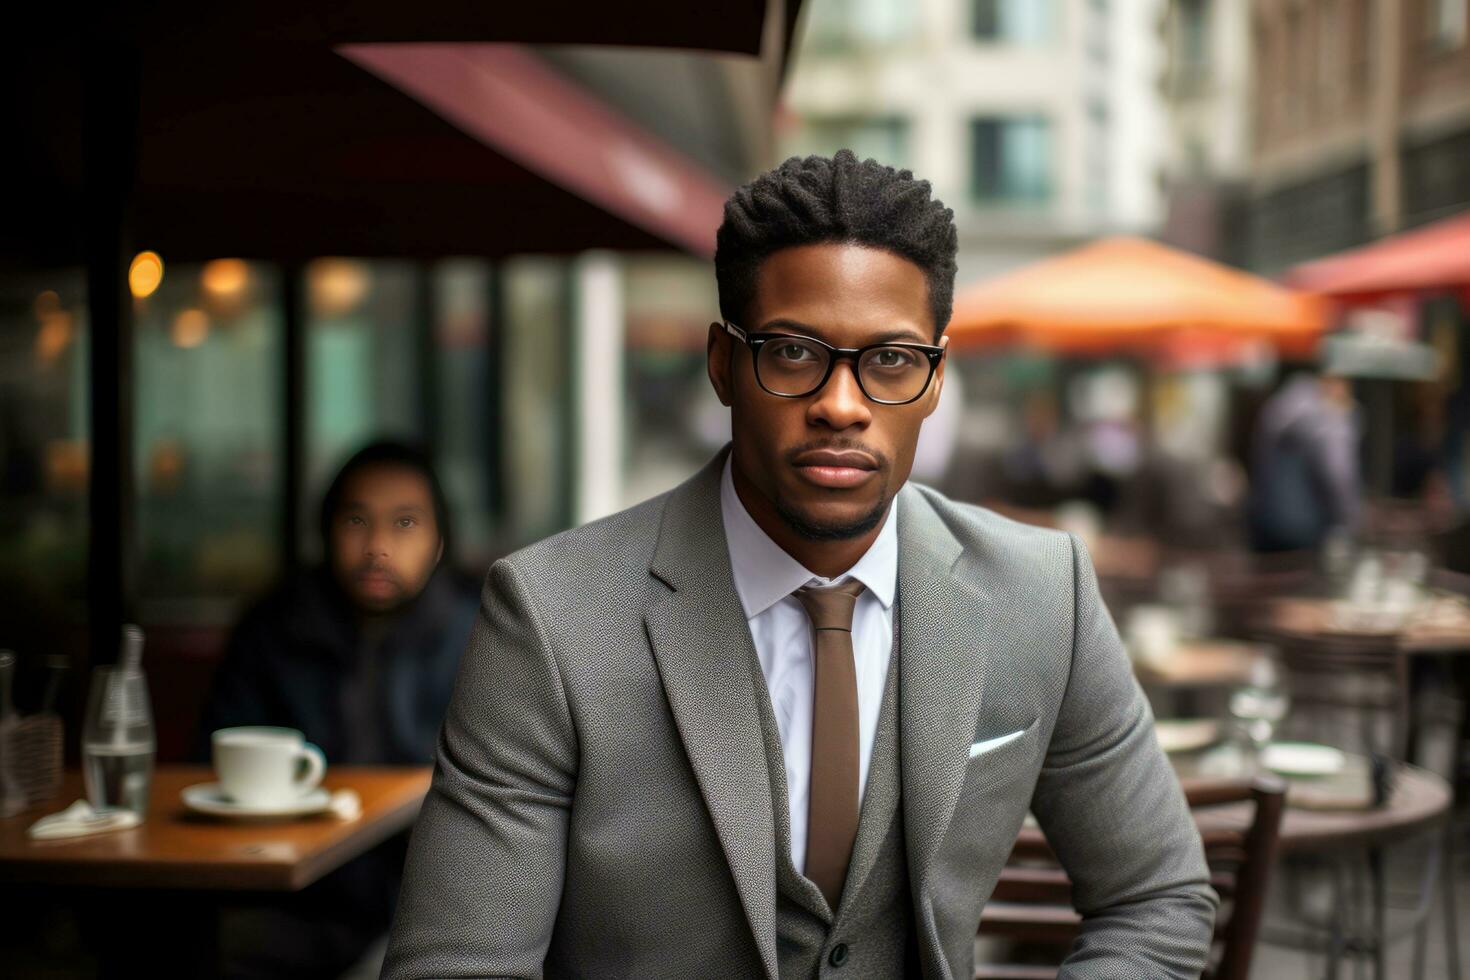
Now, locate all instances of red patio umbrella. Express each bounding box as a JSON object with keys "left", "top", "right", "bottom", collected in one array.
[{"left": 1286, "top": 209, "right": 1470, "bottom": 306}]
